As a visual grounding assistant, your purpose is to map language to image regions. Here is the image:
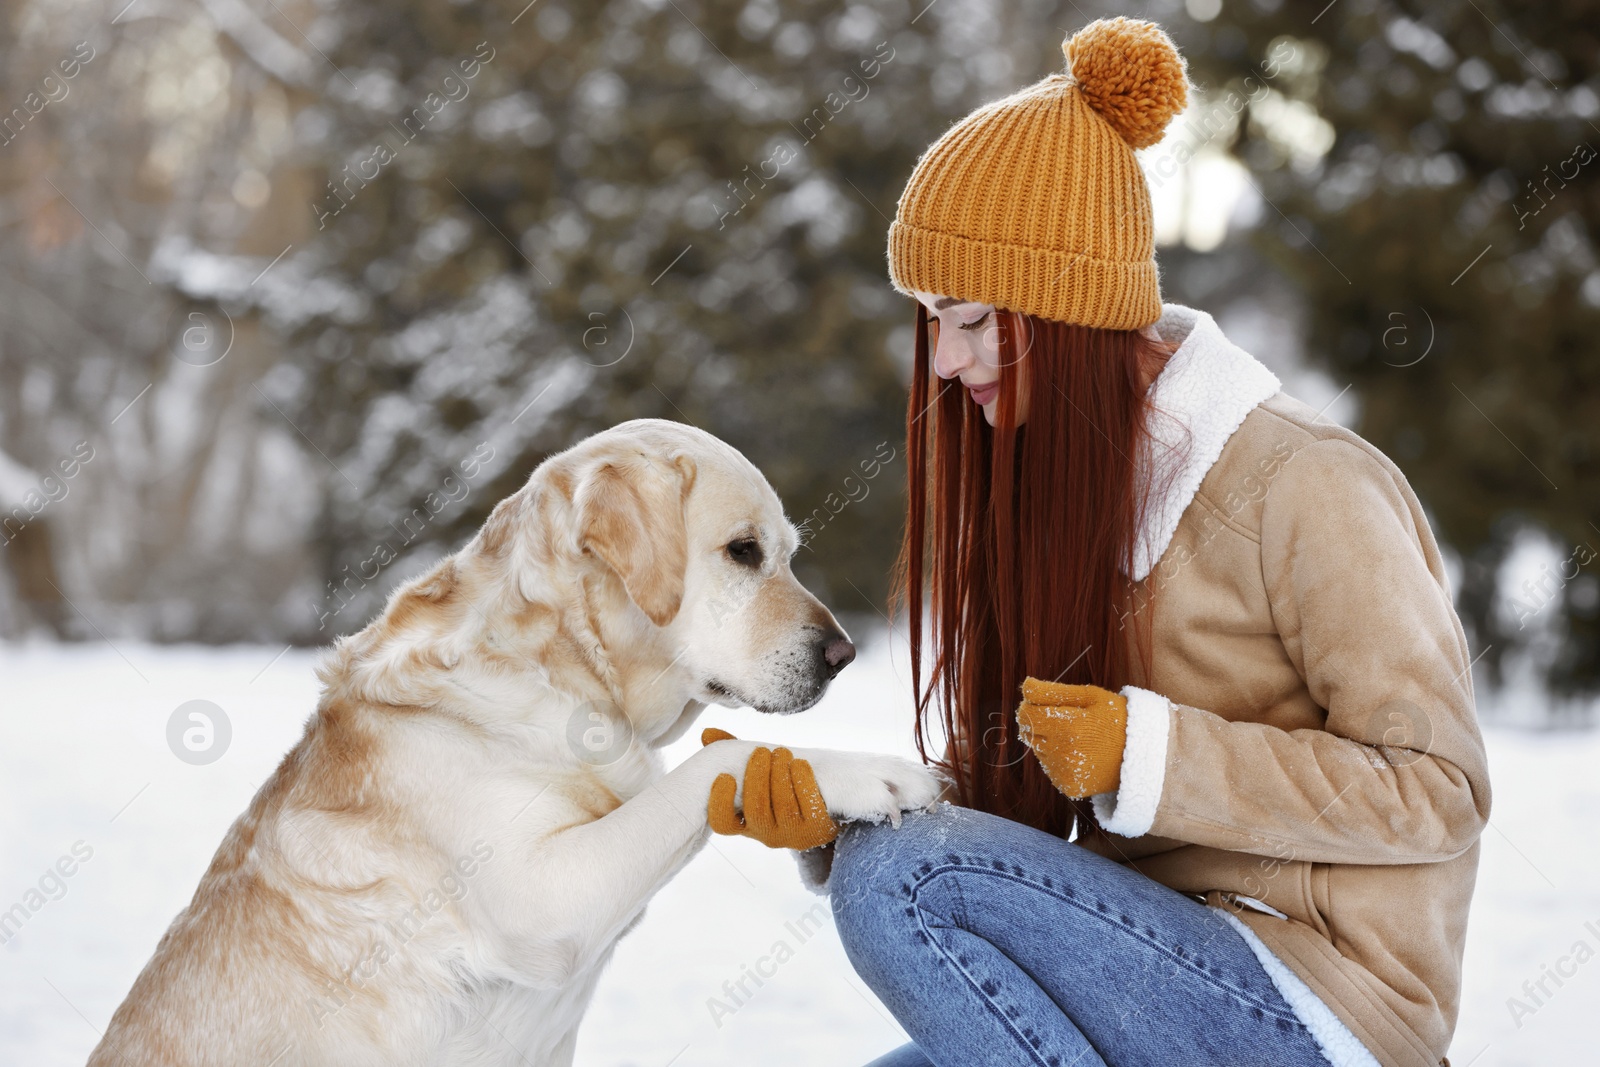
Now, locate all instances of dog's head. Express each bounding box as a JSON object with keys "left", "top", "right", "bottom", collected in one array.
[{"left": 525, "top": 419, "right": 854, "bottom": 715}]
